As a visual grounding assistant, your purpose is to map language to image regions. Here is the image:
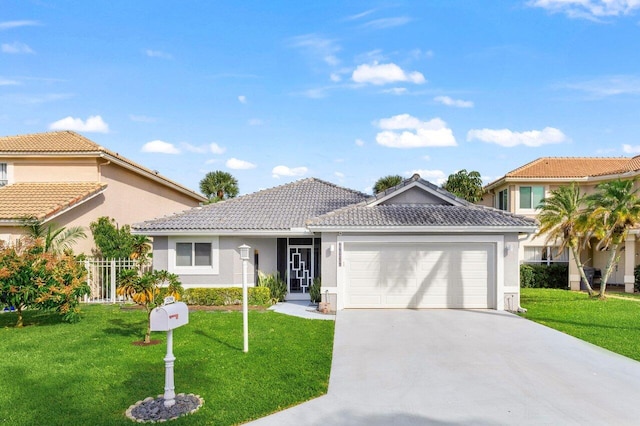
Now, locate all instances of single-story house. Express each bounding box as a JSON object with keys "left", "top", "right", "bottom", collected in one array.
[{"left": 133, "top": 174, "right": 537, "bottom": 311}]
